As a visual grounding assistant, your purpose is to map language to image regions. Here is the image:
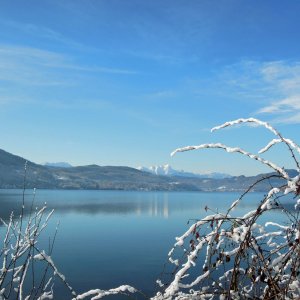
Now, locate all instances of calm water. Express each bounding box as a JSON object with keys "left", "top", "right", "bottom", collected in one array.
[{"left": 0, "top": 189, "right": 293, "bottom": 299}]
